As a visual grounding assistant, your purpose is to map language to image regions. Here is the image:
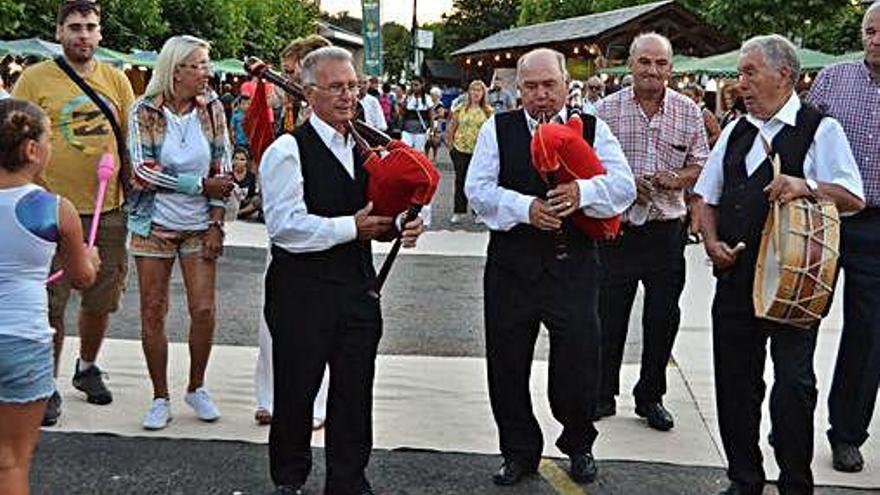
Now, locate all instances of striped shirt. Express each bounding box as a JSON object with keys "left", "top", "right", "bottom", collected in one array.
[
  {"left": 807, "top": 61, "right": 880, "bottom": 207},
  {"left": 596, "top": 87, "right": 709, "bottom": 223}
]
